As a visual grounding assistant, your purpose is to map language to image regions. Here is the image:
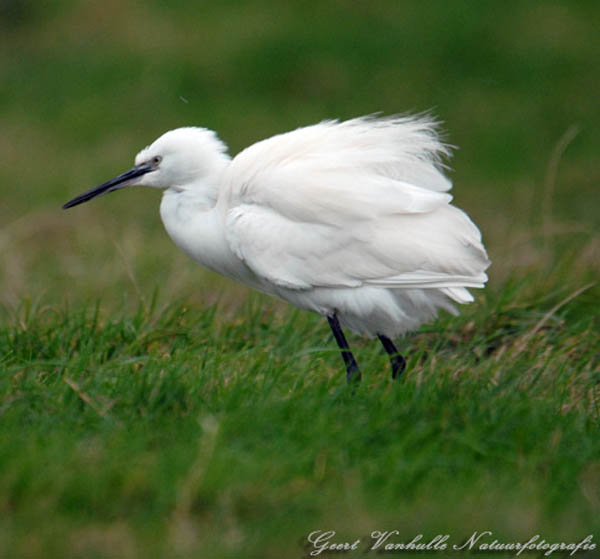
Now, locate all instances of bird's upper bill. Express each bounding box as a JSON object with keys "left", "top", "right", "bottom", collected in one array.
[{"left": 62, "top": 162, "right": 153, "bottom": 209}]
